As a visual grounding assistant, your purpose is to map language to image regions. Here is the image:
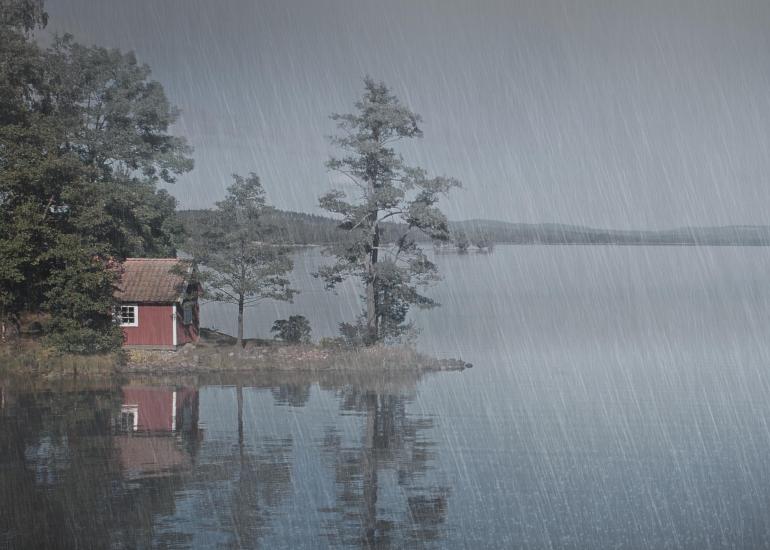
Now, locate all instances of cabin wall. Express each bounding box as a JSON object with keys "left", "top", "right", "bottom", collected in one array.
[
  {"left": 121, "top": 387, "right": 175, "bottom": 431},
  {"left": 122, "top": 303, "right": 174, "bottom": 348},
  {"left": 120, "top": 386, "right": 199, "bottom": 433},
  {"left": 176, "top": 300, "right": 200, "bottom": 345}
]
